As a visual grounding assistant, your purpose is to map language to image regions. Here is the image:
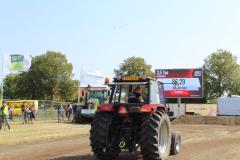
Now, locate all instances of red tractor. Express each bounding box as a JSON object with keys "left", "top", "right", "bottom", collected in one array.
[{"left": 90, "top": 76, "right": 181, "bottom": 160}]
